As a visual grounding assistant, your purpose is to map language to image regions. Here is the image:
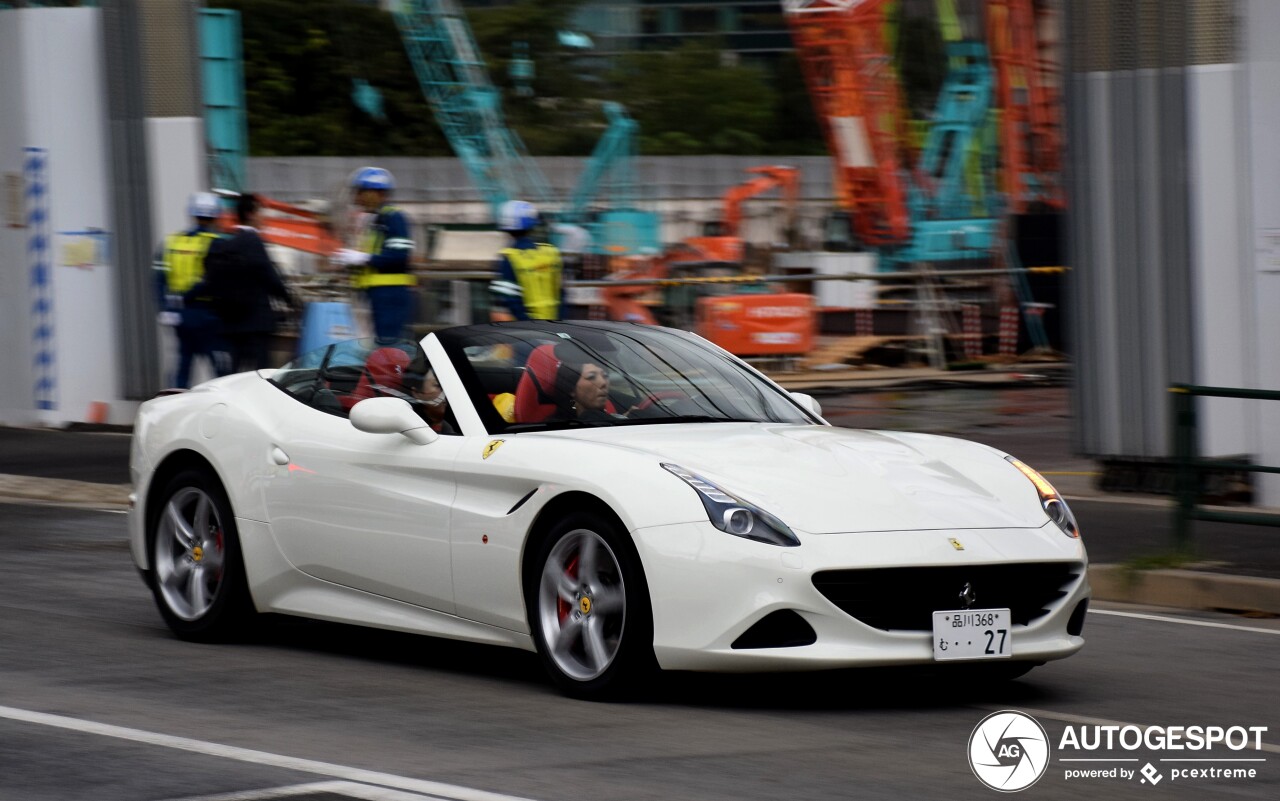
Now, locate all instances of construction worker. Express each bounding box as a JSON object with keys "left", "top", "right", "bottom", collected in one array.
[
  {"left": 154, "top": 192, "right": 225, "bottom": 387},
  {"left": 333, "top": 167, "right": 417, "bottom": 343},
  {"left": 490, "top": 200, "right": 564, "bottom": 321}
]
